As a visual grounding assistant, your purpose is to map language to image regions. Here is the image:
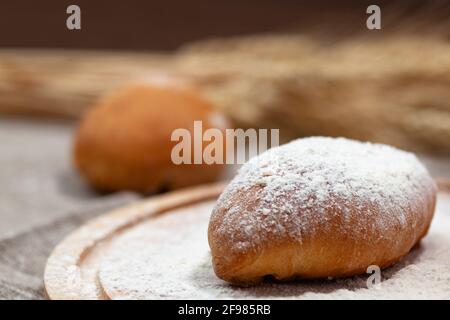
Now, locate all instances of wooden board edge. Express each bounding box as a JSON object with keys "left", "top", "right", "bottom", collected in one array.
[{"left": 43, "top": 182, "right": 225, "bottom": 300}]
